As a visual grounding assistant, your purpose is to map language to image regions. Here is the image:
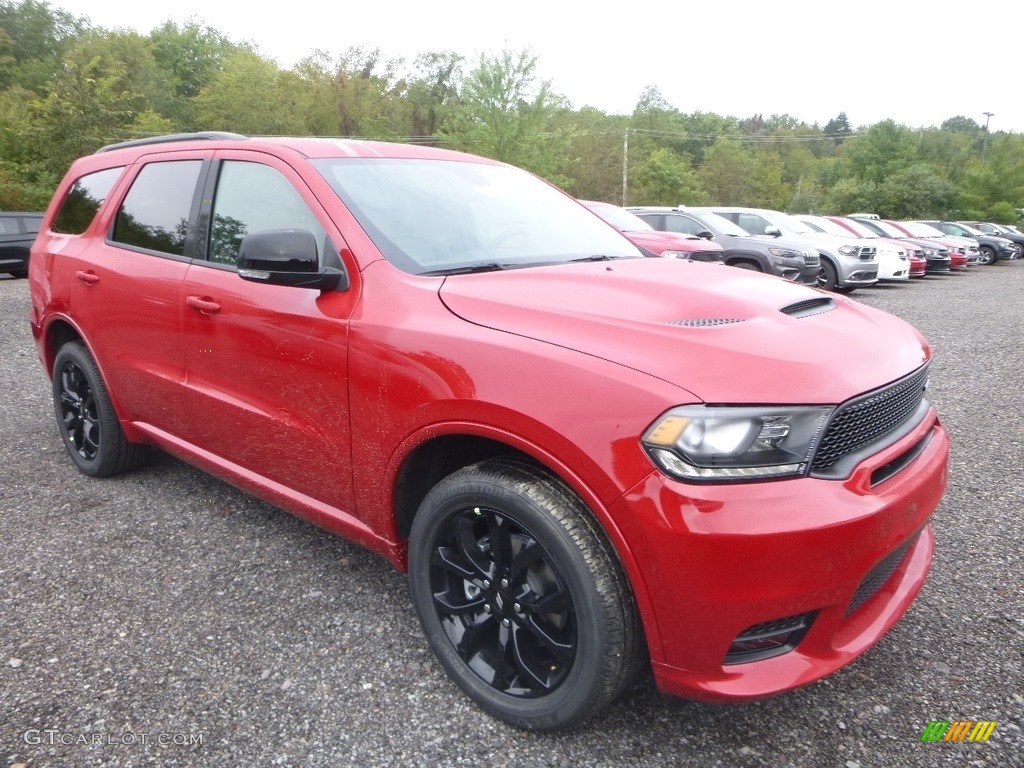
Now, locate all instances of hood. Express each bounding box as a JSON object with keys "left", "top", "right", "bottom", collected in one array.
[
  {"left": 622, "top": 229, "right": 723, "bottom": 256},
  {"left": 439, "top": 258, "right": 929, "bottom": 404}
]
